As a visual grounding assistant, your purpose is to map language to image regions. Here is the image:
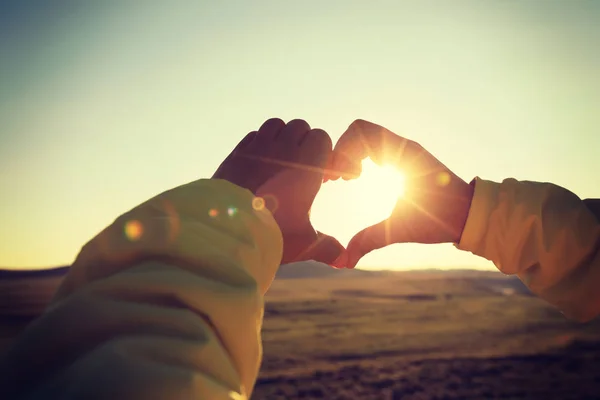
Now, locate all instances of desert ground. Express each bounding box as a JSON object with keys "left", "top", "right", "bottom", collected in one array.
[
  {"left": 1, "top": 266, "right": 599, "bottom": 399},
  {"left": 254, "top": 265, "right": 600, "bottom": 399}
]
